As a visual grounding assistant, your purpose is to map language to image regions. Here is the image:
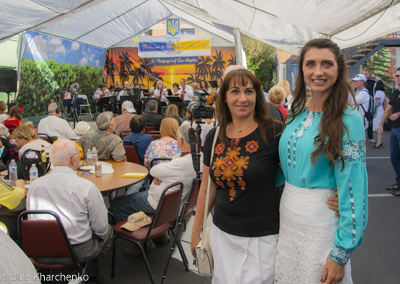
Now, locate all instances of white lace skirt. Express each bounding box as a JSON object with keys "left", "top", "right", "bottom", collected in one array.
[
  {"left": 275, "top": 182, "right": 353, "bottom": 284},
  {"left": 210, "top": 225, "right": 278, "bottom": 284}
]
